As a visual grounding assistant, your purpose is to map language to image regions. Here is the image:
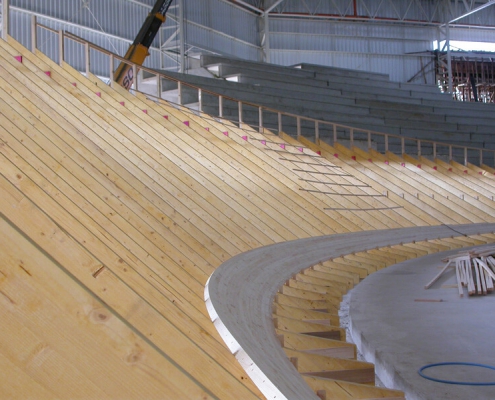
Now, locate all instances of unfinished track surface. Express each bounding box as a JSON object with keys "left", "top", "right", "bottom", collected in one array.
[
  {"left": 206, "top": 224, "right": 495, "bottom": 399},
  {"left": 3, "top": 33, "right": 495, "bottom": 399}
]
